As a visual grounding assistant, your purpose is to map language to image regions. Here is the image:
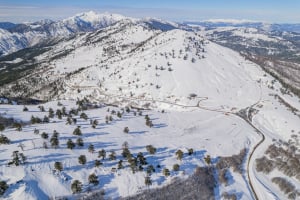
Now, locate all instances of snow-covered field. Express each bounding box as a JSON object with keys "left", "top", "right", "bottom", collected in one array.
[{"left": 0, "top": 100, "right": 258, "bottom": 199}]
